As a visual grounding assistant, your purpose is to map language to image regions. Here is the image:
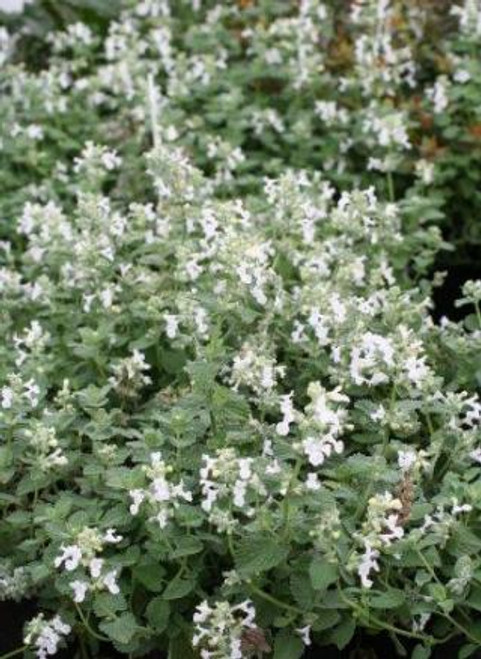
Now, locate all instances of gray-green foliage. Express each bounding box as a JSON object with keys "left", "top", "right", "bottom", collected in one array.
[{"left": 1, "top": 2, "right": 481, "bottom": 659}]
